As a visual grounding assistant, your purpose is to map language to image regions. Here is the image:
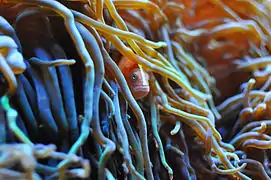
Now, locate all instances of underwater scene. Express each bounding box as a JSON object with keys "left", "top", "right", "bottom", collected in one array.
[{"left": 0, "top": 0, "right": 271, "bottom": 179}]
